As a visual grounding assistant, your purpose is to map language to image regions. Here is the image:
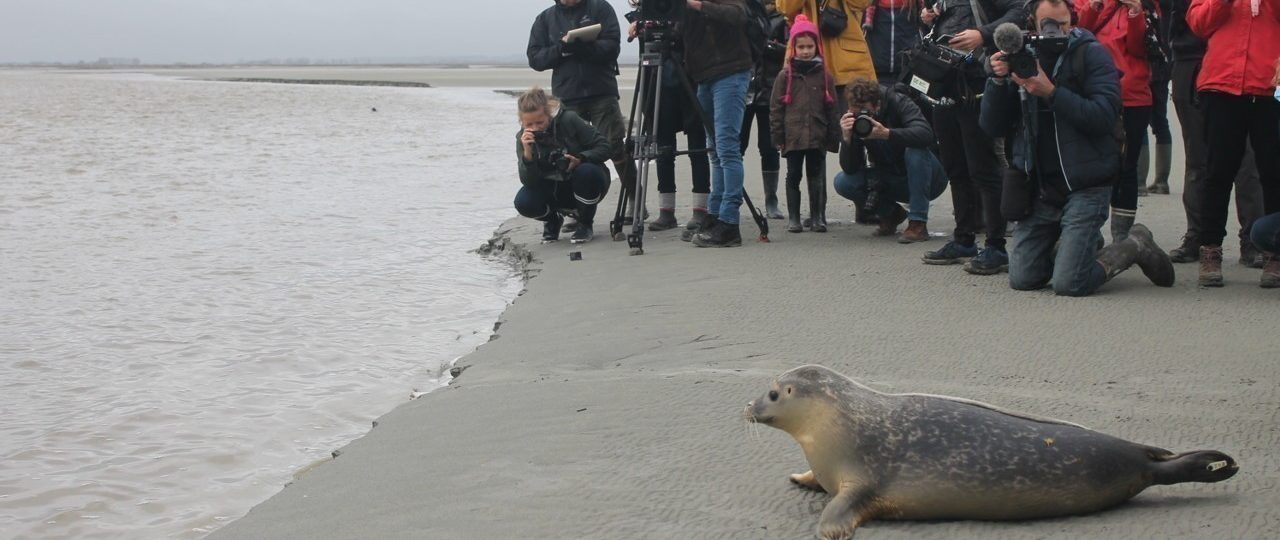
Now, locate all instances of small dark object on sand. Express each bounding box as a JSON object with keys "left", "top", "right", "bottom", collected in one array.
[{"left": 569, "top": 252, "right": 582, "bottom": 261}]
